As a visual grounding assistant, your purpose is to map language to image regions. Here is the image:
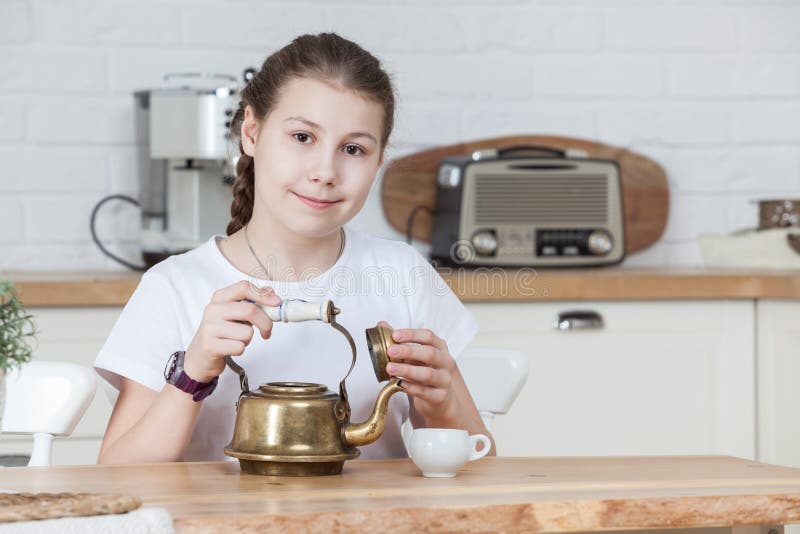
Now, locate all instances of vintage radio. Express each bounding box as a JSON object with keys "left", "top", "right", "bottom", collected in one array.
[{"left": 430, "top": 146, "right": 625, "bottom": 267}]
